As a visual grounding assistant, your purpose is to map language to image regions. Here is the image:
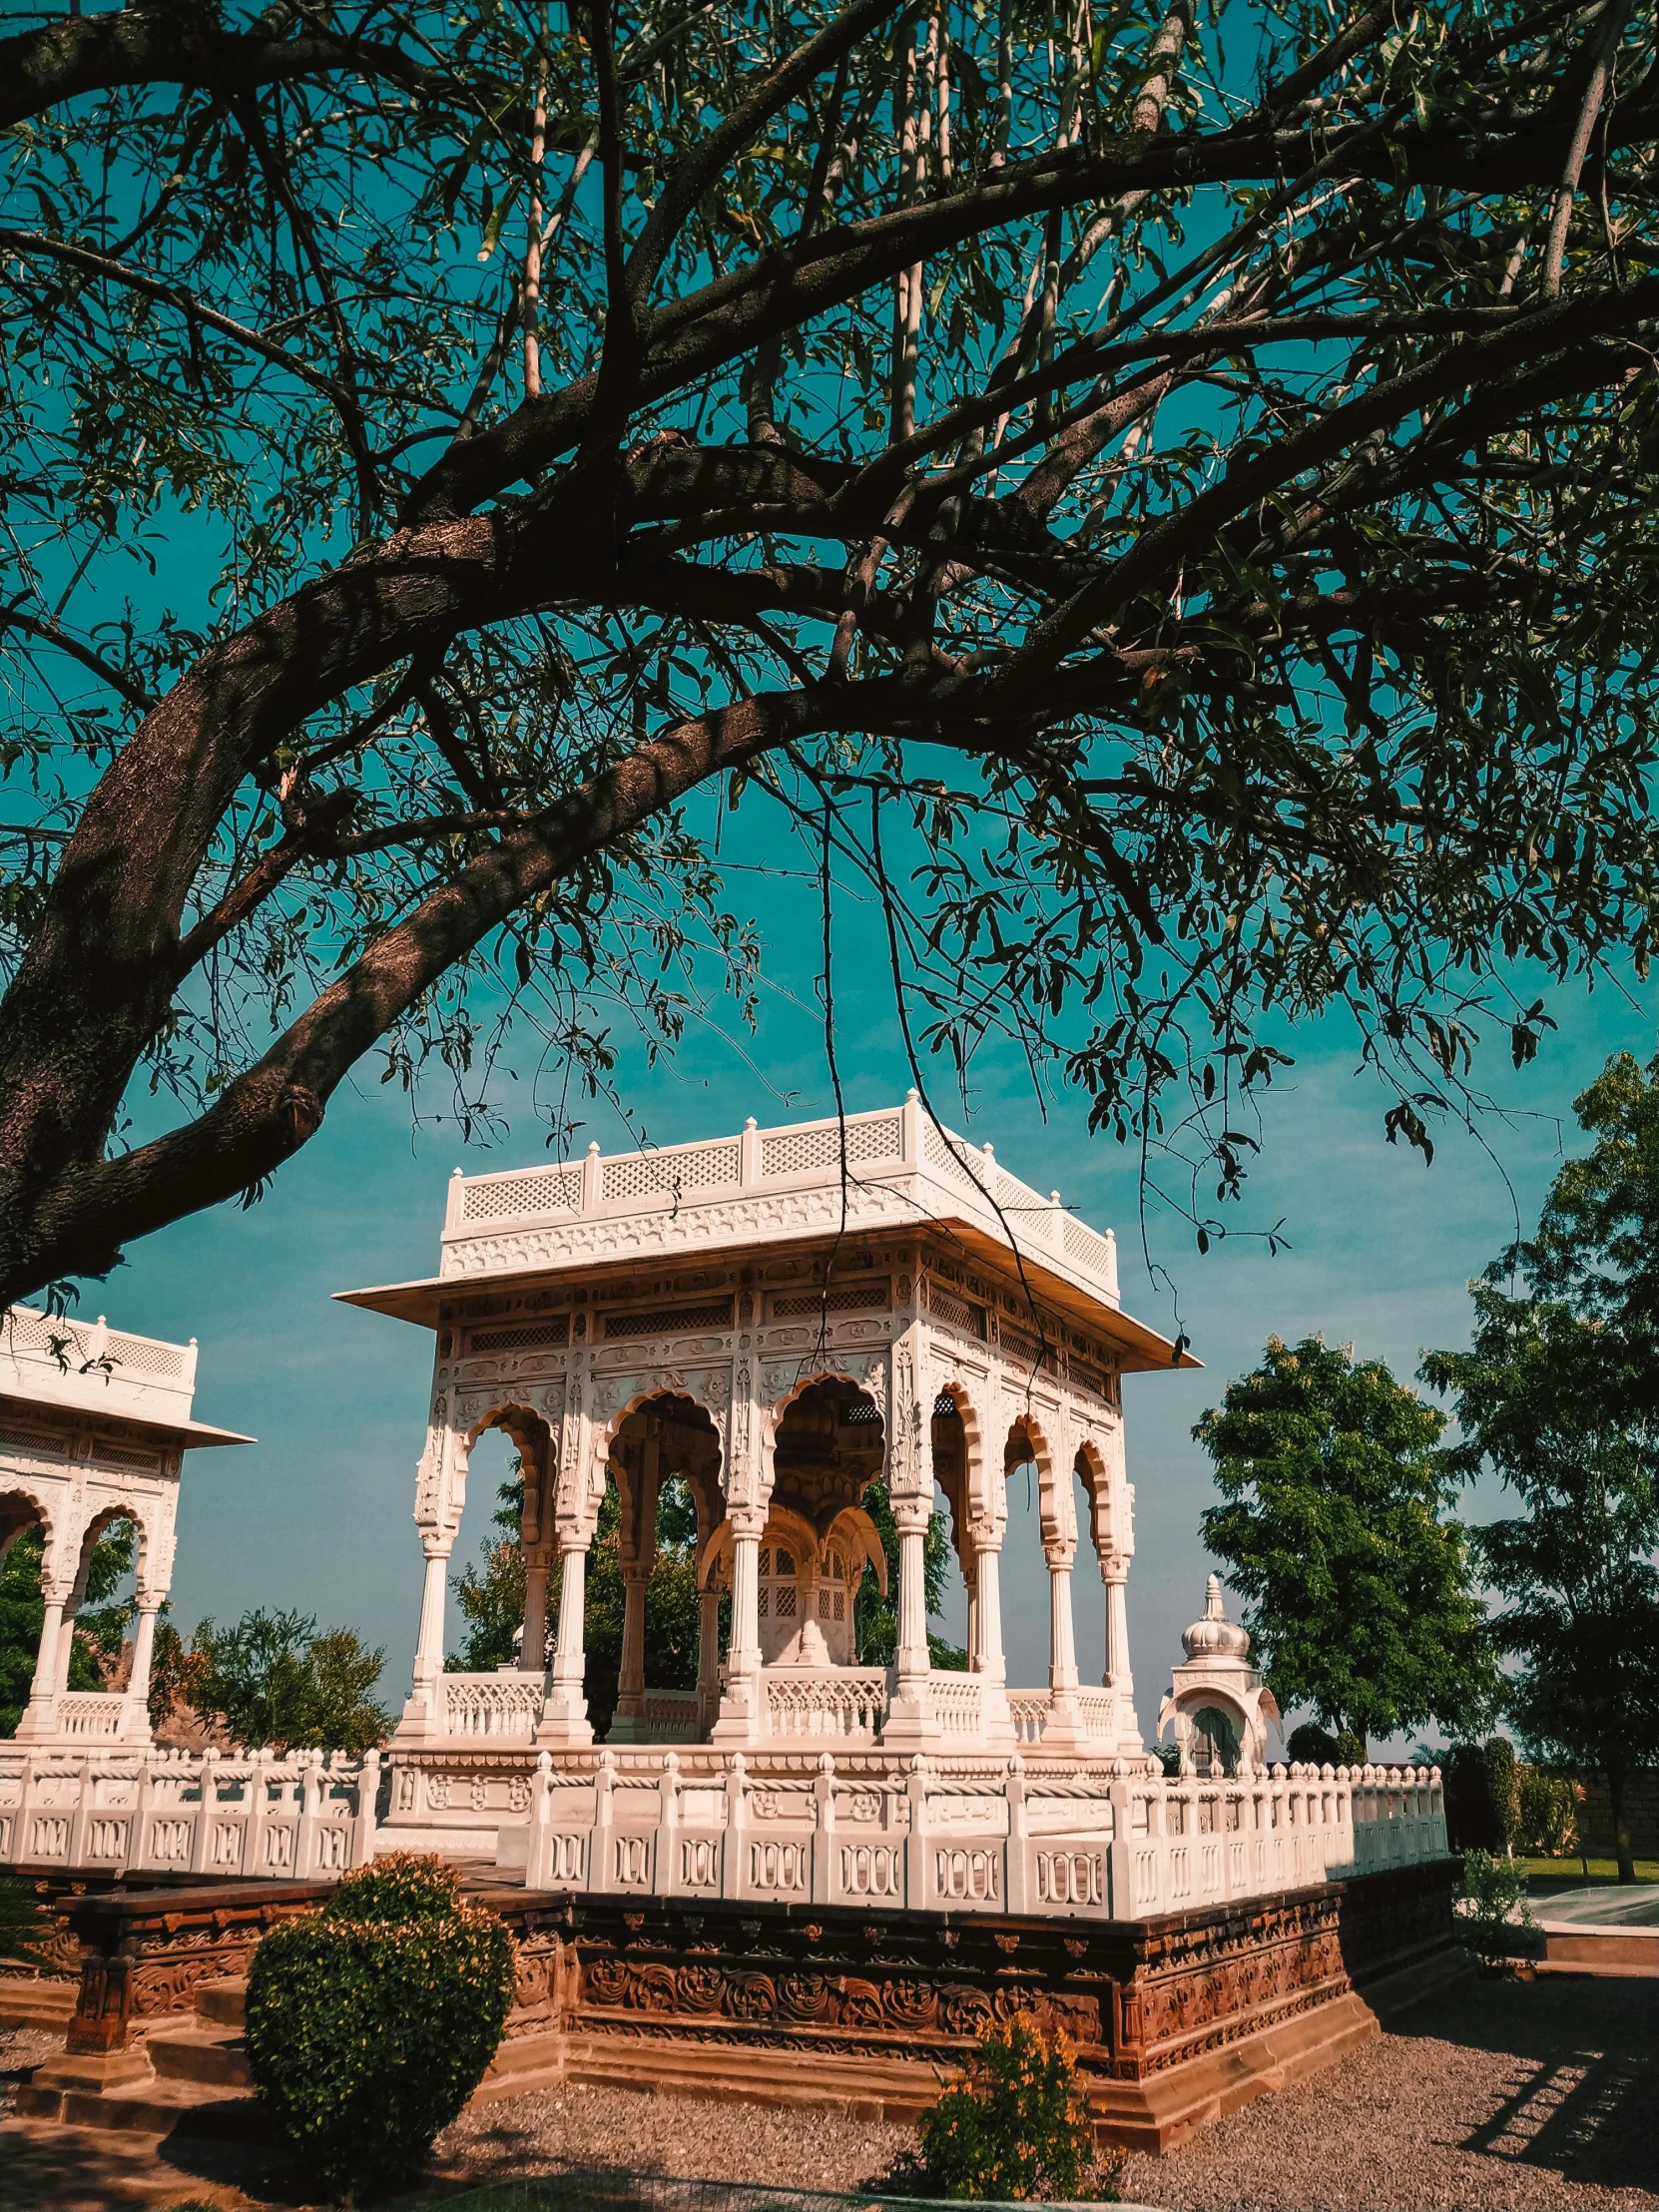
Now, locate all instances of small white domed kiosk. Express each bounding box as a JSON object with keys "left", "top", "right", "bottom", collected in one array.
[{"left": 1158, "top": 1574, "right": 1279, "bottom": 1777}]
